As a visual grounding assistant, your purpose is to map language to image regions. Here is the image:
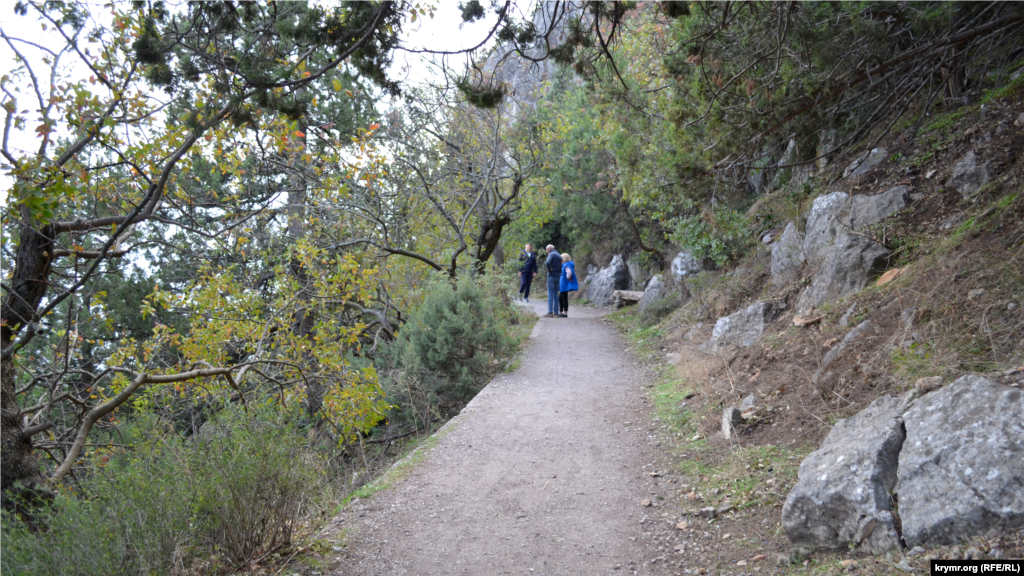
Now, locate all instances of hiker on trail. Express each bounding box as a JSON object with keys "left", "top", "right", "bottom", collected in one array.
[
  {"left": 558, "top": 253, "right": 578, "bottom": 318},
  {"left": 517, "top": 243, "right": 537, "bottom": 302},
  {"left": 543, "top": 245, "right": 561, "bottom": 318}
]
